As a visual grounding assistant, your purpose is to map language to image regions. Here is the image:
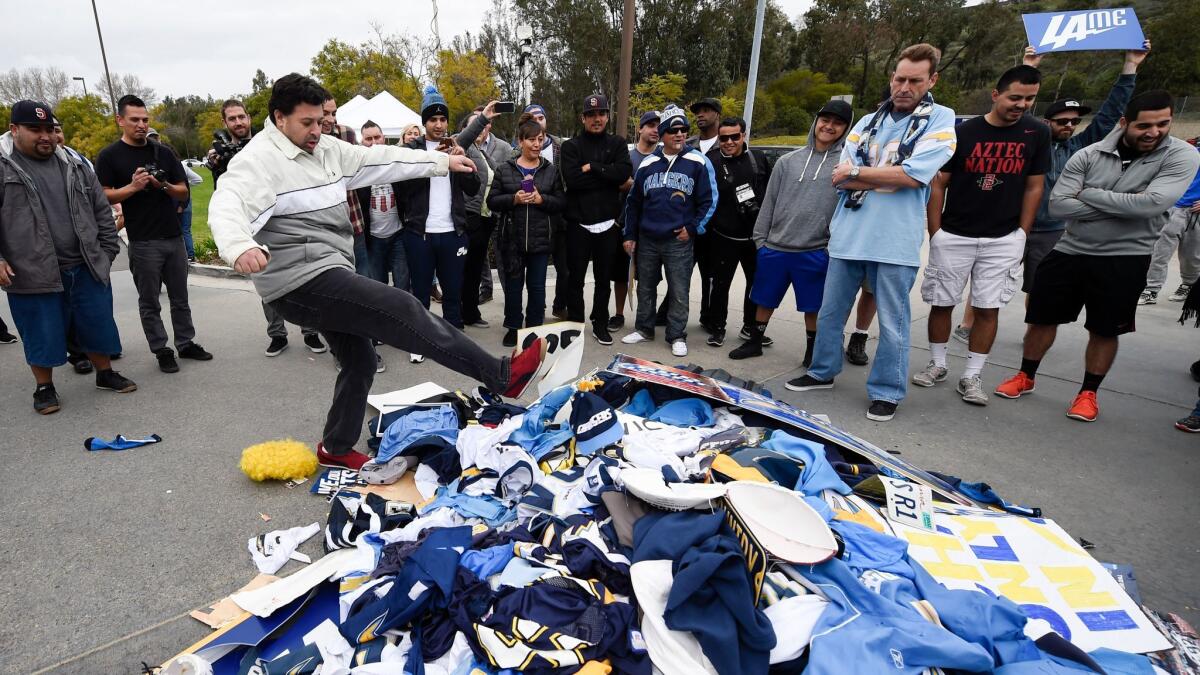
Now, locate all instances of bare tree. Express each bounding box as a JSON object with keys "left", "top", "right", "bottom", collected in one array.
[
  {"left": 0, "top": 66, "right": 72, "bottom": 107},
  {"left": 97, "top": 72, "right": 158, "bottom": 107}
]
